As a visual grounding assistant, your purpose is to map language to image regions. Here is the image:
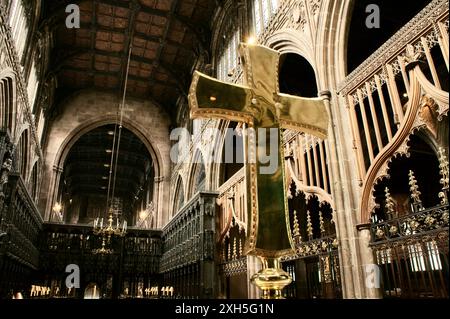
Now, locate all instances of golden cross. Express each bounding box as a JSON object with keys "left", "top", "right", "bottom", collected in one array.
[{"left": 188, "top": 43, "right": 329, "bottom": 258}]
